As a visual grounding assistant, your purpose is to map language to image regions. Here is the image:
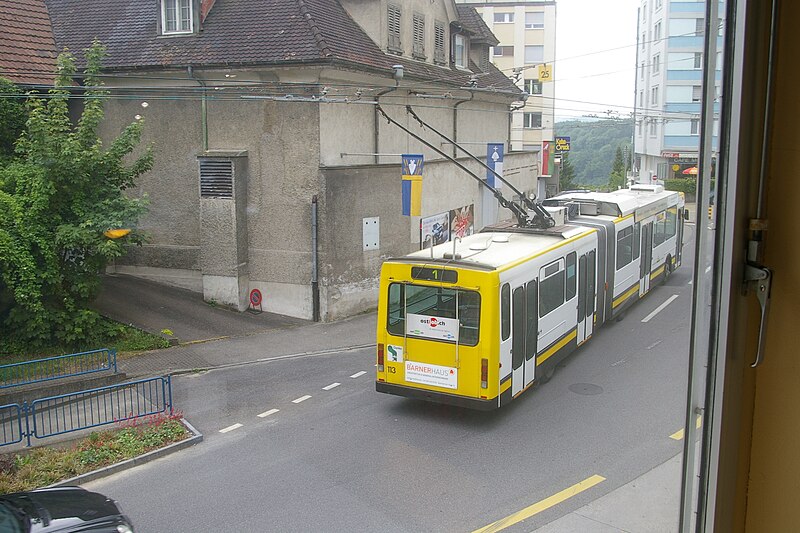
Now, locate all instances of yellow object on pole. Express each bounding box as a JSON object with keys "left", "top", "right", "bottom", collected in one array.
[{"left": 103, "top": 229, "right": 131, "bottom": 239}]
